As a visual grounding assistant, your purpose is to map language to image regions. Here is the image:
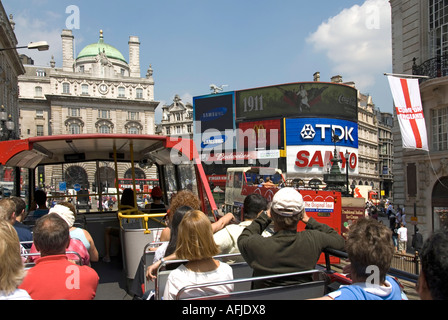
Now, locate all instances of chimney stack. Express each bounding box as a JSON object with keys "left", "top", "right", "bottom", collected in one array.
[
  {"left": 61, "top": 29, "right": 74, "bottom": 72},
  {"left": 129, "top": 36, "right": 141, "bottom": 77}
]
